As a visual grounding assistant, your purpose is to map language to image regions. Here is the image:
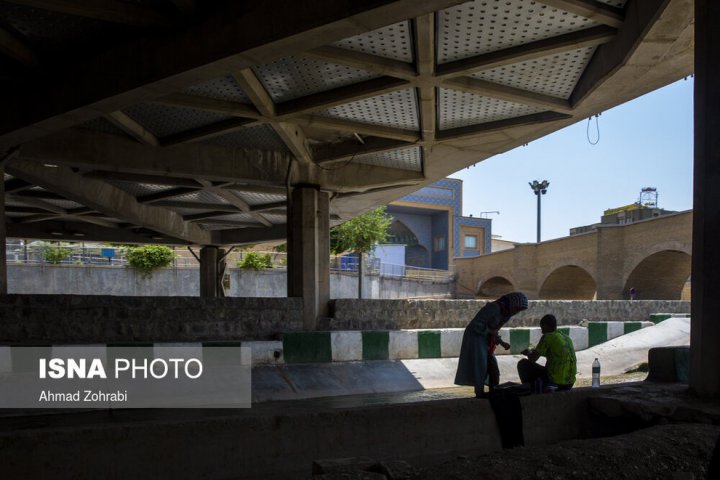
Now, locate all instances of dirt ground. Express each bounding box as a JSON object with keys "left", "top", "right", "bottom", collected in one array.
[{"left": 411, "top": 423, "right": 720, "bottom": 480}]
